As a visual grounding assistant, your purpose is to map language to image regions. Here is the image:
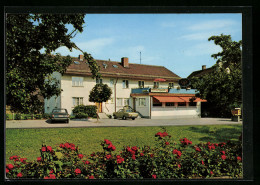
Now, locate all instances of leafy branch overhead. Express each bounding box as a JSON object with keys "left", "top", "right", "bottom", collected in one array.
[{"left": 6, "top": 14, "right": 100, "bottom": 113}]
